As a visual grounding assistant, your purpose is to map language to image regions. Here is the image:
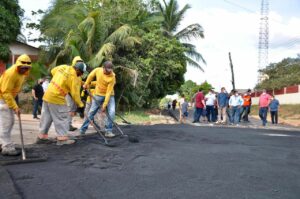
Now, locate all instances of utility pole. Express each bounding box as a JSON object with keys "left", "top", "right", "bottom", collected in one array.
[{"left": 228, "top": 52, "right": 235, "bottom": 90}]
